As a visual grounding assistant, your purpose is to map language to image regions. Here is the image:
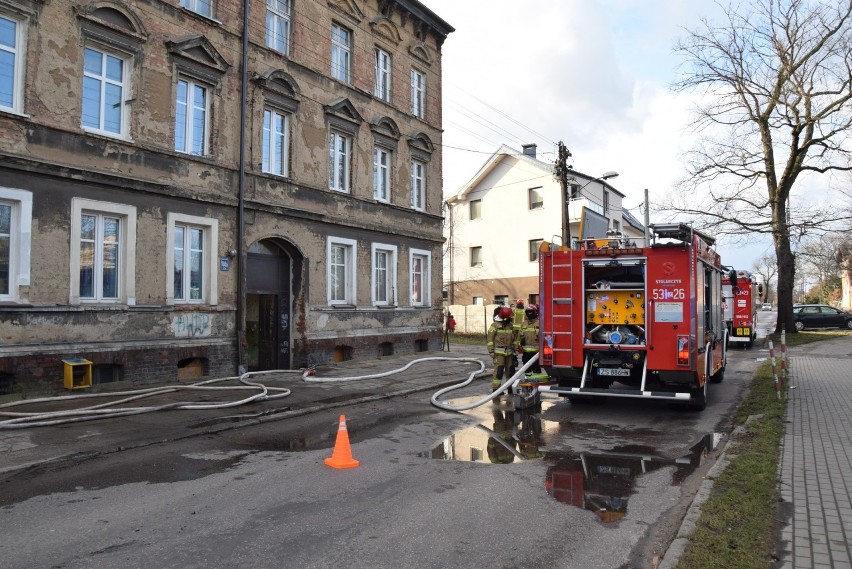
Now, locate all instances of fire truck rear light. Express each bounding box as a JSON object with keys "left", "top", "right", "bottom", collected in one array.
[
  {"left": 676, "top": 335, "right": 689, "bottom": 366},
  {"left": 543, "top": 346, "right": 553, "bottom": 357}
]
